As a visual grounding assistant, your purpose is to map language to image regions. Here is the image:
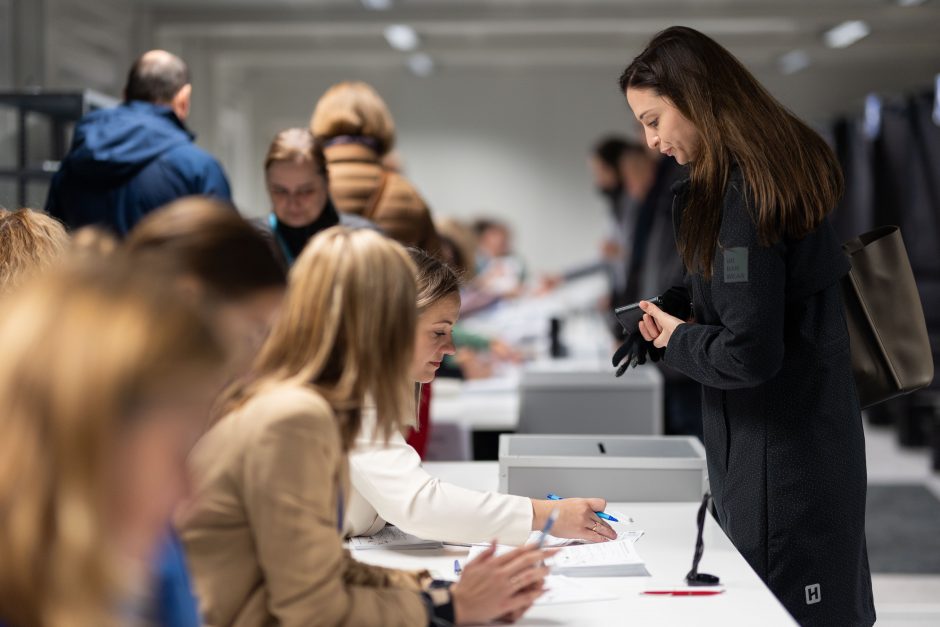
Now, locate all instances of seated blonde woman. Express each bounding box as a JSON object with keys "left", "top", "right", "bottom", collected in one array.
[
  {"left": 178, "top": 228, "right": 552, "bottom": 626},
  {"left": 0, "top": 208, "right": 69, "bottom": 295},
  {"left": 347, "top": 249, "right": 617, "bottom": 545}
]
